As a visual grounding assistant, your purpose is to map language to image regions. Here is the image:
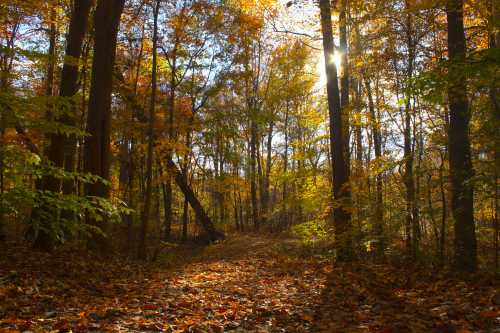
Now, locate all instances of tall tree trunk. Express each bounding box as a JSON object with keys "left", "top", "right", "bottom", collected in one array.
[
  {"left": 164, "top": 40, "right": 178, "bottom": 241},
  {"left": 439, "top": 151, "right": 447, "bottom": 265},
  {"left": 446, "top": 0, "right": 477, "bottom": 272},
  {"left": 83, "top": 0, "right": 125, "bottom": 252},
  {"left": 44, "top": 6, "right": 57, "bottom": 106},
  {"left": 32, "top": 4, "right": 60, "bottom": 250},
  {"left": 353, "top": 79, "right": 364, "bottom": 234},
  {"left": 43, "top": 0, "right": 93, "bottom": 193},
  {"left": 138, "top": 0, "right": 159, "bottom": 260},
  {"left": 364, "top": 77, "right": 384, "bottom": 255},
  {"left": 118, "top": 139, "right": 134, "bottom": 246},
  {"left": 319, "top": 0, "right": 352, "bottom": 260},
  {"left": 282, "top": 99, "right": 289, "bottom": 228},
  {"left": 261, "top": 122, "right": 273, "bottom": 226},
  {"left": 250, "top": 118, "right": 259, "bottom": 230},
  {"left": 403, "top": 2, "right": 418, "bottom": 259},
  {"left": 181, "top": 131, "right": 192, "bottom": 241}
]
